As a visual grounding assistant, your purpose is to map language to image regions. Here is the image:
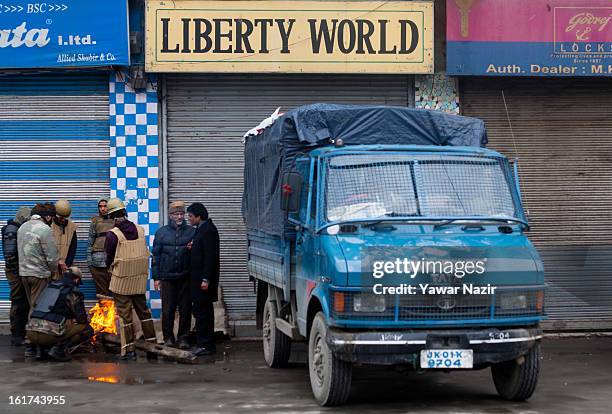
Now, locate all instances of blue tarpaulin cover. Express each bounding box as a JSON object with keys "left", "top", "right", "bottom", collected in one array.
[{"left": 242, "top": 103, "right": 488, "bottom": 236}]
